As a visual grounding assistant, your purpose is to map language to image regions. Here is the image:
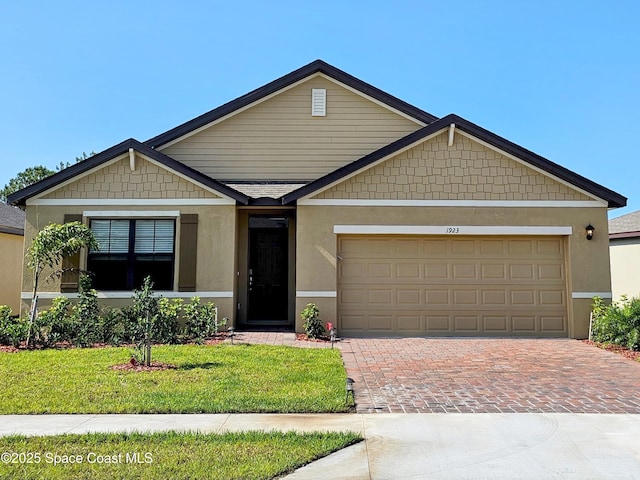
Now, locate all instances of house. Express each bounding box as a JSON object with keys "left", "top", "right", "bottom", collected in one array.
[
  {"left": 8, "top": 60, "right": 626, "bottom": 338},
  {"left": 609, "top": 210, "right": 640, "bottom": 301},
  {"left": 0, "top": 203, "right": 26, "bottom": 313}
]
